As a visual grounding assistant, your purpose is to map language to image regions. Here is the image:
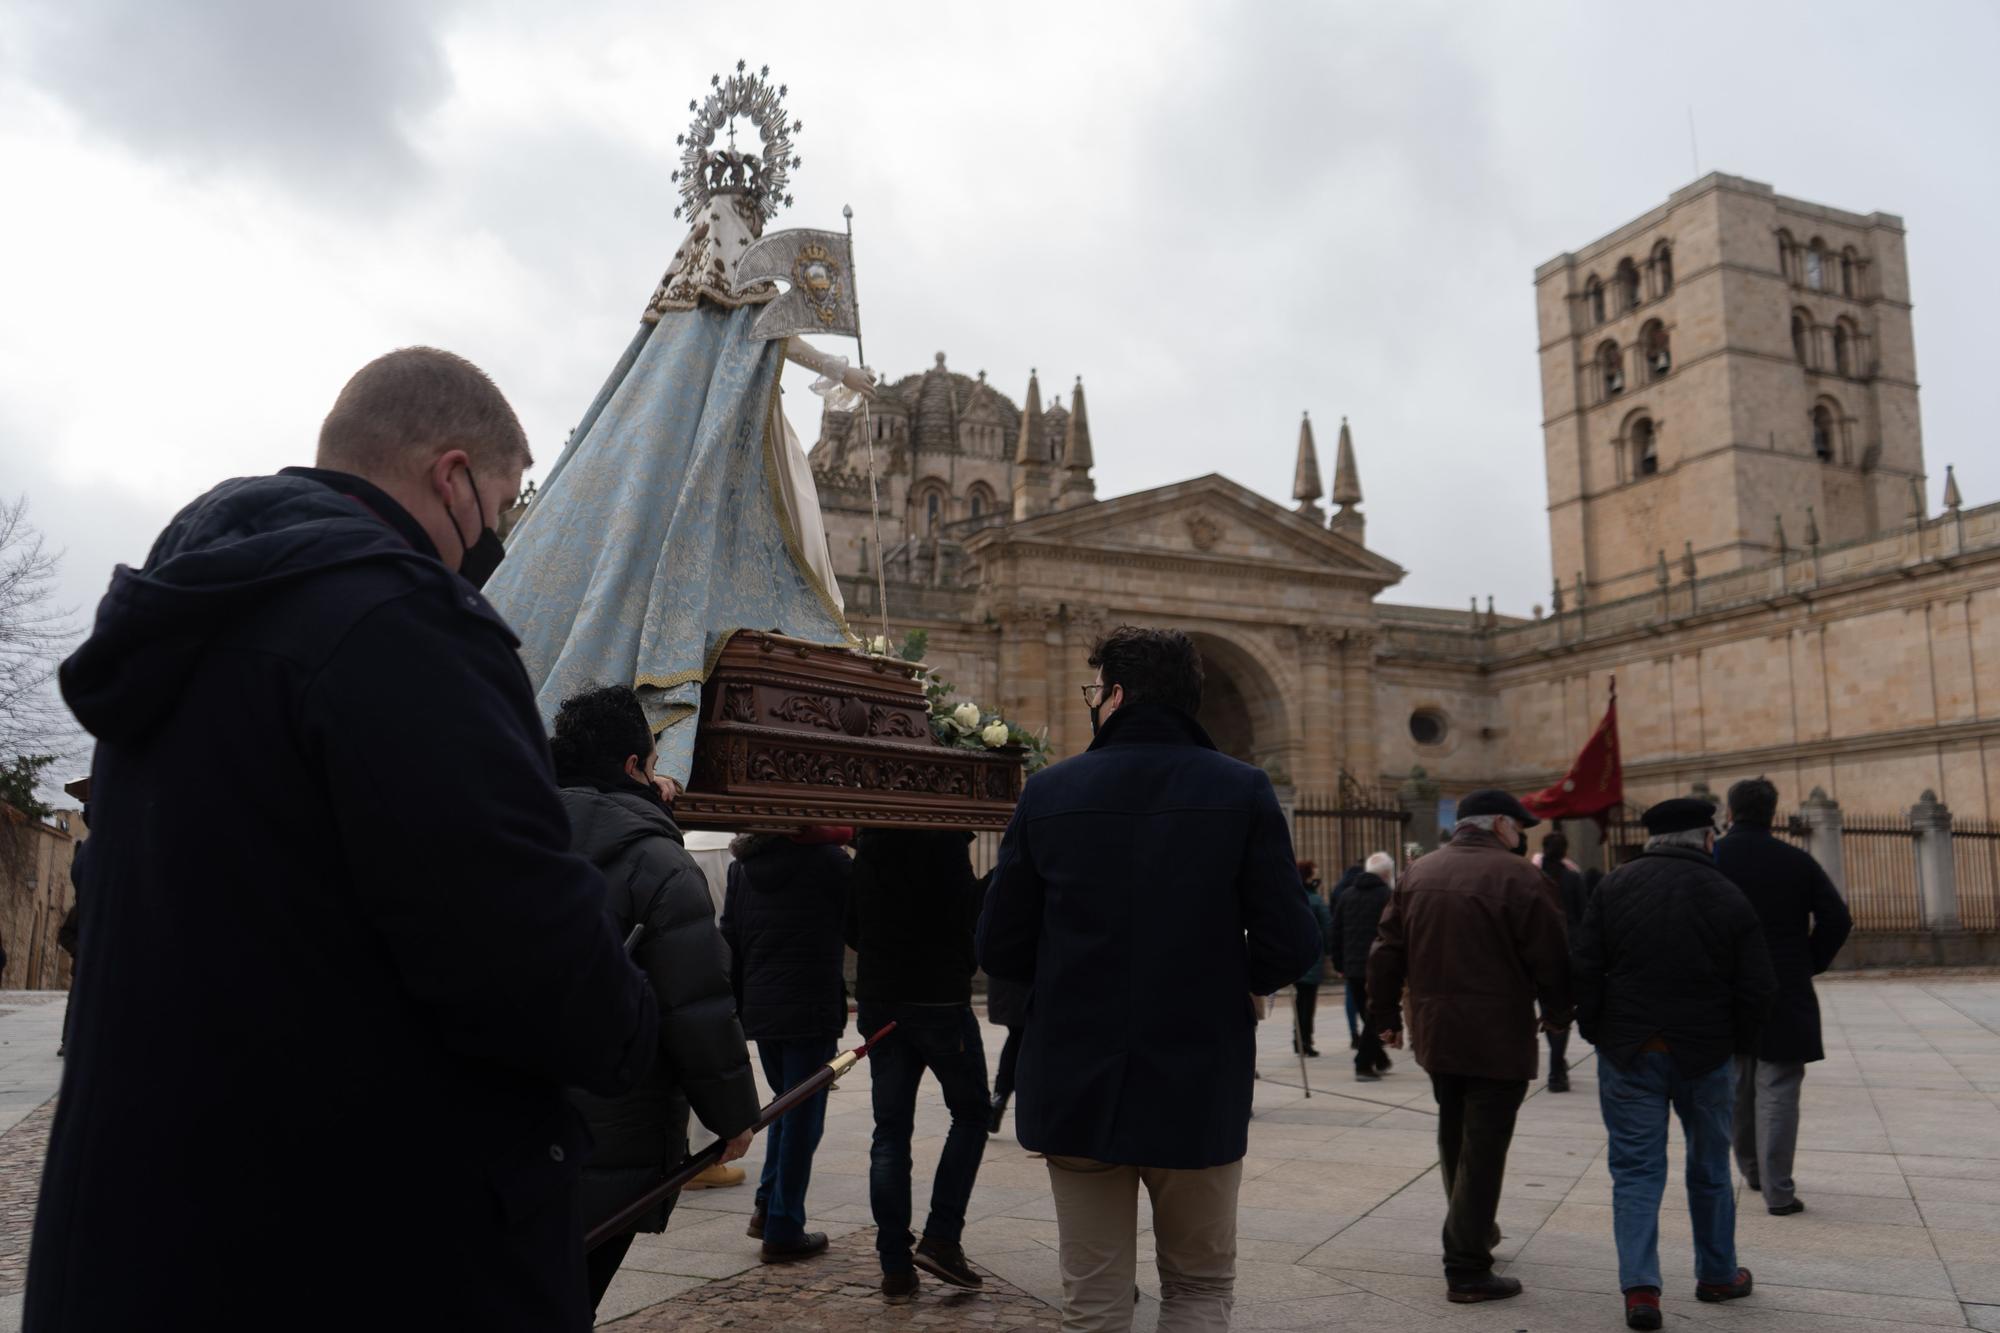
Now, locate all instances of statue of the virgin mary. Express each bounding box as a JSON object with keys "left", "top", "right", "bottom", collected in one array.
[{"left": 485, "top": 63, "right": 866, "bottom": 786}]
